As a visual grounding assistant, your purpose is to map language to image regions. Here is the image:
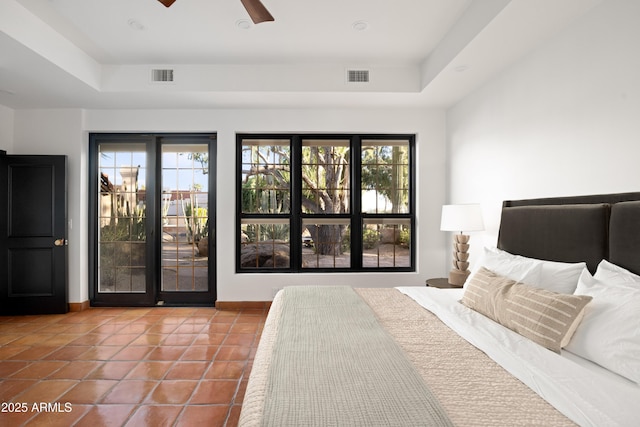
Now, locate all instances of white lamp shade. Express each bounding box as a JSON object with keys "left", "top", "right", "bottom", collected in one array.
[{"left": 440, "top": 204, "right": 484, "bottom": 232}]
